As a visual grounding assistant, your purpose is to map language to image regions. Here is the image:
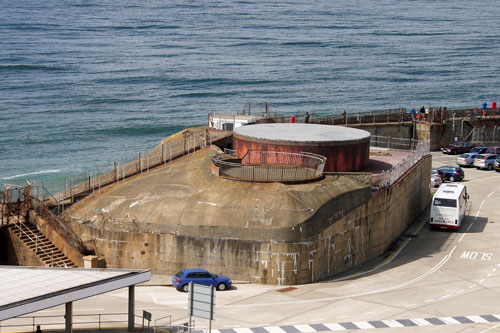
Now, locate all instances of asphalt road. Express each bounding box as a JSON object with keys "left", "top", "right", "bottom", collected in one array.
[{"left": 6, "top": 151, "right": 500, "bottom": 332}]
